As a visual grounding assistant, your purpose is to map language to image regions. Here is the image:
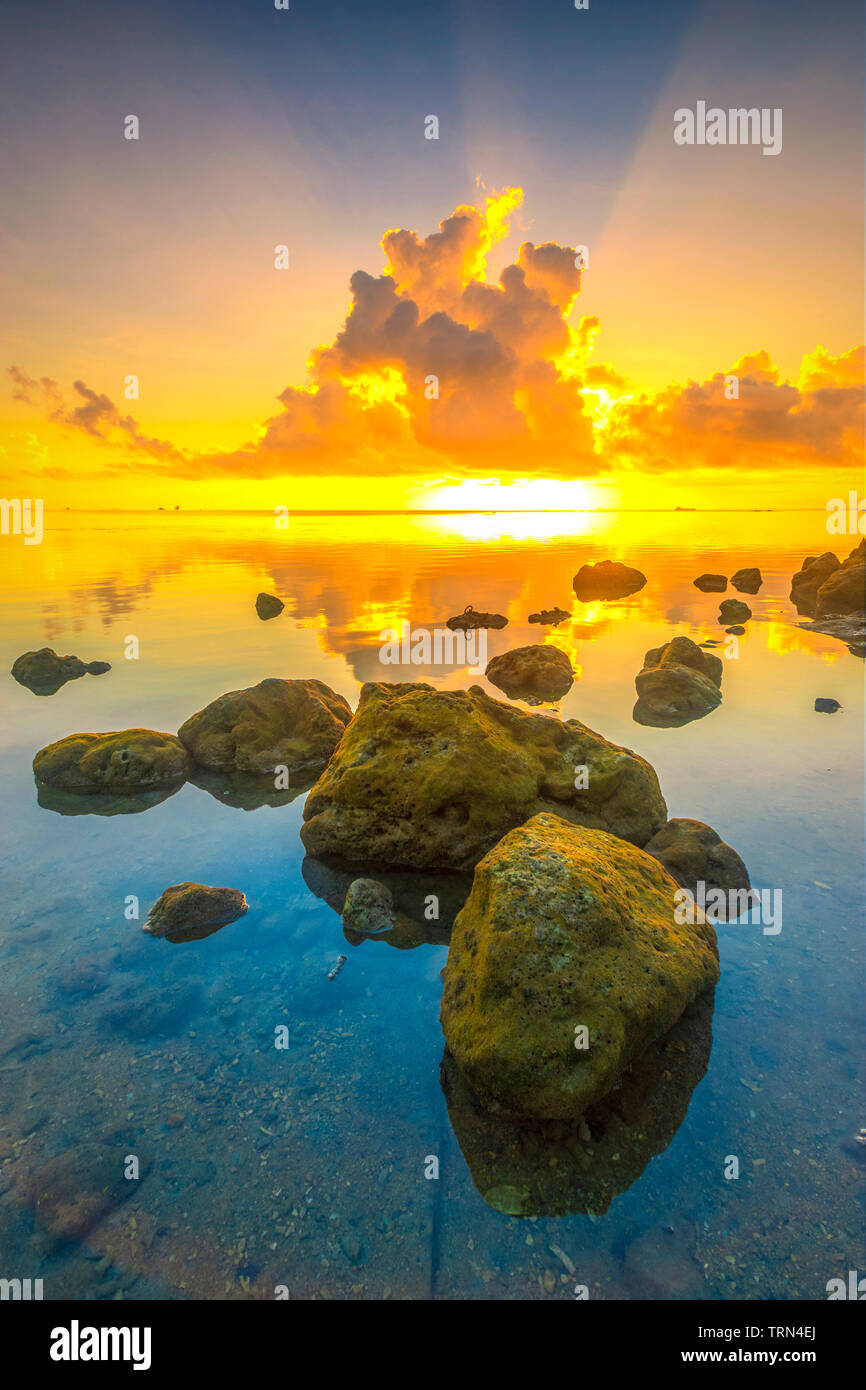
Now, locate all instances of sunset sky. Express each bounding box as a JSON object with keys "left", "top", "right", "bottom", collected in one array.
[{"left": 1, "top": 0, "right": 863, "bottom": 511}]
